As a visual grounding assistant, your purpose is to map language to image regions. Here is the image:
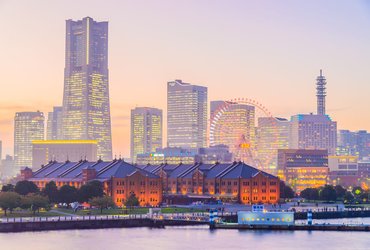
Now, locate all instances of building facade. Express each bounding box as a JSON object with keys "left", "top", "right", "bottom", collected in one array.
[
  {"left": 358, "top": 158, "right": 370, "bottom": 189},
  {"left": 328, "top": 155, "right": 359, "bottom": 188},
  {"left": 337, "top": 130, "right": 370, "bottom": 159},
  {"left": 22, "top": 159, "right": 162, "bottom": 207},
  {"left": 139, "top": 162, "right": 280, "bottom": 204},
  {"left": 167, "top": 80, "right": 207, "bottom": 150},
  {"left": 278, "top": 149, "right": 328, "bottom": 193},
  {"left": 289, "top": 114, "right": 337, "bottom": 155},
  {"left": 136, "top": 147, "right": 196, "bottom": 165},
  {"left": 195, "top": 145, "right": 233, "bottom": 164},
  {"left": 131, "top": 107, "right": 162, "bottom": 162},
  {"left": 46, "top": 106, "right": 63, "bottom": 140},
  {"left": 14, "top": 111, "right": 45, "bottom": 169},
  {"left": 32, "top": 140, "right": 98, "bottom": 169},
  {"left": 256, "top": 117, "right": 290, "bottom": 174},
  {"left": 62, "top": 17, "right": 112, "bottom": 161}
]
